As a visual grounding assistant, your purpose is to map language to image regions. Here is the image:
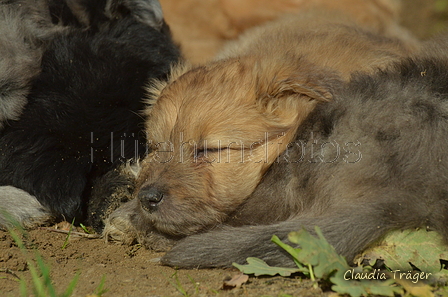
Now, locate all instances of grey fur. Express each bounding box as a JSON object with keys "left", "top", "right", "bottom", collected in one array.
[
  {"left": 161, "top": 55, "right": 448, "bottom": 268},
  {"left": 0, "top": 0, "right": 62, "bottom": 129},
  {"left": 0, "top": 186, "right": 53, "bottom": 229}
]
